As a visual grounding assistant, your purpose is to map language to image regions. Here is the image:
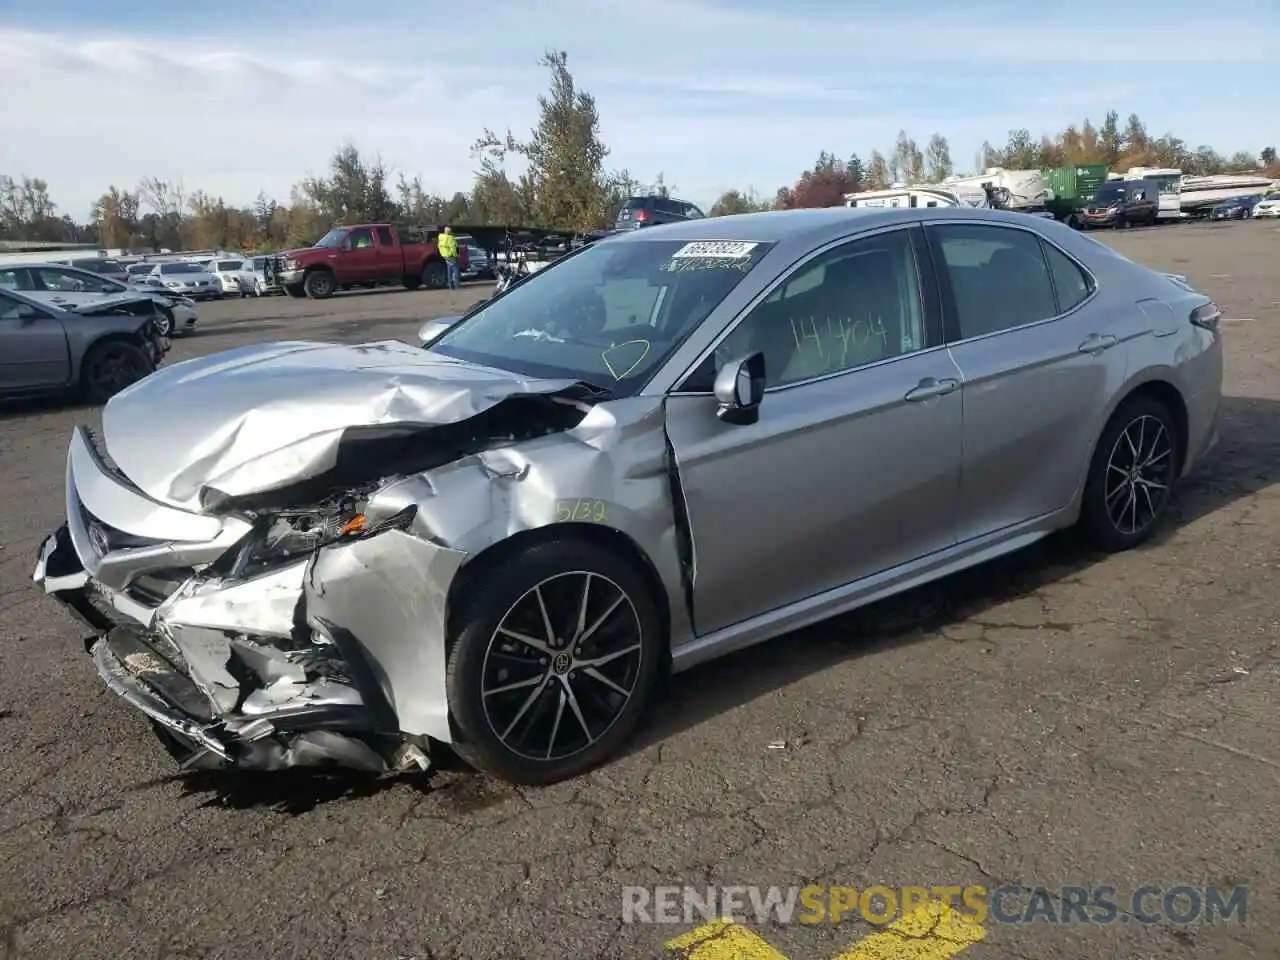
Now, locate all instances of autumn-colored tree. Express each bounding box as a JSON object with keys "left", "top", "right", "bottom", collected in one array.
[
  {"left": 91, "top": 187, "right": 139, "bottom": 248},
  {"left": 780, "top": 152, "right": 860, "bottom": 208},
  {"left": 708, "top": 189, "right": 769, "bottom": 217}
]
